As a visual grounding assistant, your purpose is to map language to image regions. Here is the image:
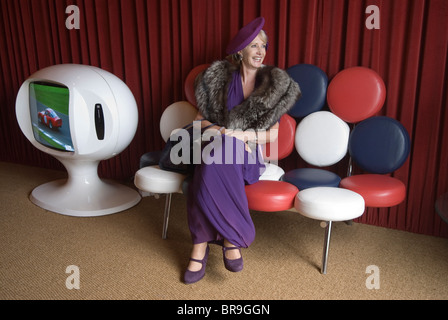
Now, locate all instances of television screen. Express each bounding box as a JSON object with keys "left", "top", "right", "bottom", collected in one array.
[{"left": 29, "top": 82, "right": 74, "bottom": 152}]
